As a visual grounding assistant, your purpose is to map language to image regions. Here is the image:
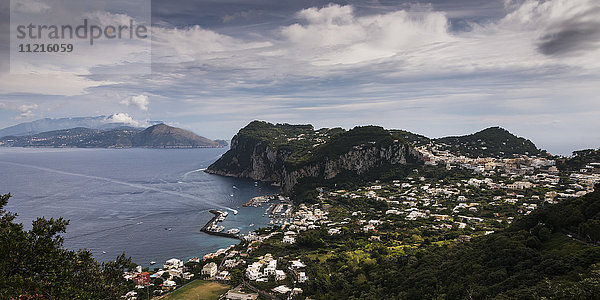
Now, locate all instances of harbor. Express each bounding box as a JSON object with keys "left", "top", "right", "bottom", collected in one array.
[{"left": 200, "top": 210, "right": 241, "bottom": 240}]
